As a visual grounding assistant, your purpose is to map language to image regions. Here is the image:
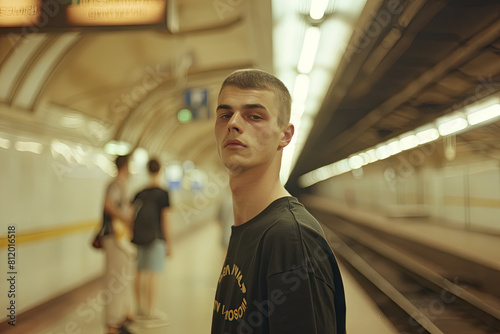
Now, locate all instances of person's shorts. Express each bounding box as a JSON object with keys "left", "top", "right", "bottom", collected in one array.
[{"left": 136, "top": 239, "right": 166, "bottom": 272}]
